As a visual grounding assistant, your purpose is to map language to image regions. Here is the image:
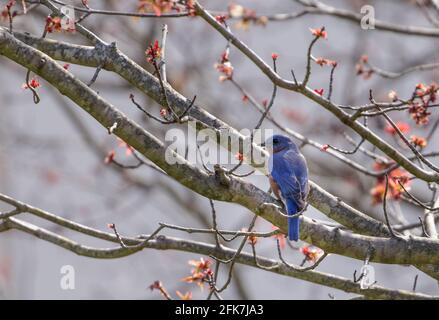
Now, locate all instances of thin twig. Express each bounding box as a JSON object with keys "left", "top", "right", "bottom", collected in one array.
[
  {"left": 327, "top": 63, "right": 337, "bottom": 100},
  {"left": 417, "top": 217, "right": 431, "bottom": 237},
  {"left": 383, "top": 174, "right": 398, "bottom": 238},
  {"left": 412, "top": 274, "right": 419, "bottom": 292},
  {"left": 370, "top": 90, "right": 439, "bottom": 175},
  {"left": 214, "top": 215, "right": 258, "bottom": 293},
  {"left": 24, "top": 69, "right": 40, "bottom": 104},
  {"left": 160, "top": 24, "right": 168, "bottom": 83},
  {"left": 87, "top": 64, "right": 103, "bottom": 87},
  {"left": 209, "top": 199, "right": 221, "bottom": 248},
  {"left": 277, "top": 239, "right": 328, "bottom": 272},
  {"left": 302, "top": 27, "right": 324, "bottom": 87},
  {"left": 228, "top": 56, "right": 277, "bottom": 175},
  {"left": 109, "top": 224, "right": 128, "bottom": 248},
  {"left": 398, "top": 181, "right": 439, "bottom": 212}
]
